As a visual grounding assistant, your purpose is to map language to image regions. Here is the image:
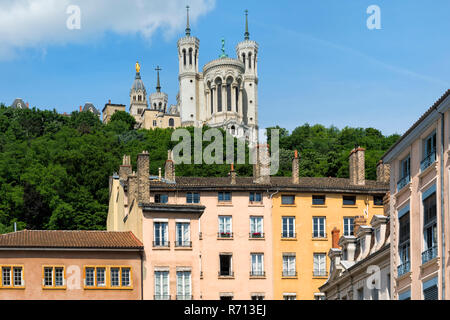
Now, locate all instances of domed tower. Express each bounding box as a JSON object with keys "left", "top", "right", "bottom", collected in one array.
[
  {"left": 149, "top": 66, "right": 168, "bottom": 113},
  {"left": 130, "top": 61, "right": 148, "bottom": 119},
  {"left": 236, "top": 10, "right": 259, "bottom": 137},
  {"left": 177, "top": 6, "right": 200, "bottom": 126}
]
